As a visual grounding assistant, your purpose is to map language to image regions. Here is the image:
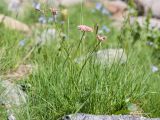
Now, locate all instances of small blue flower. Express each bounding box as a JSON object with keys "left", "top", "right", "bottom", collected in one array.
[
  {"left": 8, "top": 0, "right": 21, "bottom": 12},
  {"left": 95, "top": 2, "right": 103, "bottom": 11},
  {"left": 101, "top": 8, "right": 111, "bottom": 16},
  {"left": 38, "top": 16, "right": 47, "bottom": 24},
  {"left": 33, "top": 1, "right": 41, "bottom": 11},
  {"left": 151, "top": 65, "right": 159, "bottom": 73},
  {"left": 101, "top": 25, "right": 110, "bottom": 33},
  {"left": 19, "top": 40, "right": 25, "bottom": 46}
]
